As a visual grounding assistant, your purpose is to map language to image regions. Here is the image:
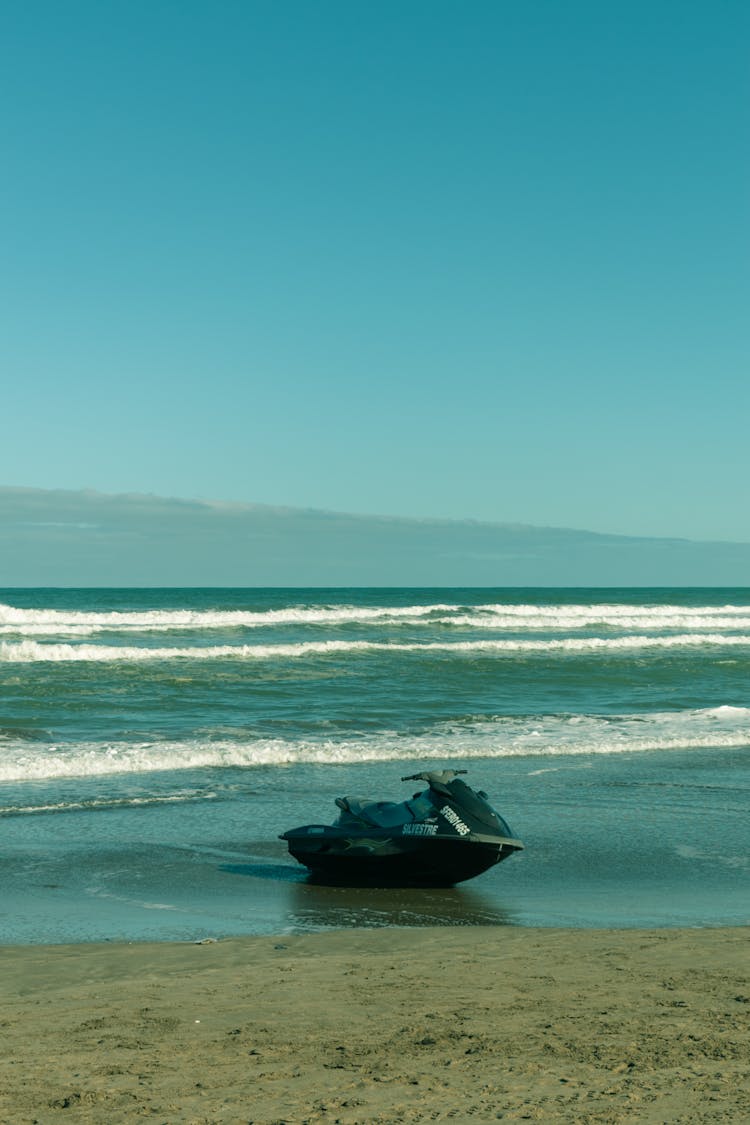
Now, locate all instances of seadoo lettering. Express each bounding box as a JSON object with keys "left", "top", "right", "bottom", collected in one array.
[
  {"left": 402, "top": 822, "right": 438, "bottom": 836},
  {"left": 440, "top": 805, "right": 471, "bottom": 836}
]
